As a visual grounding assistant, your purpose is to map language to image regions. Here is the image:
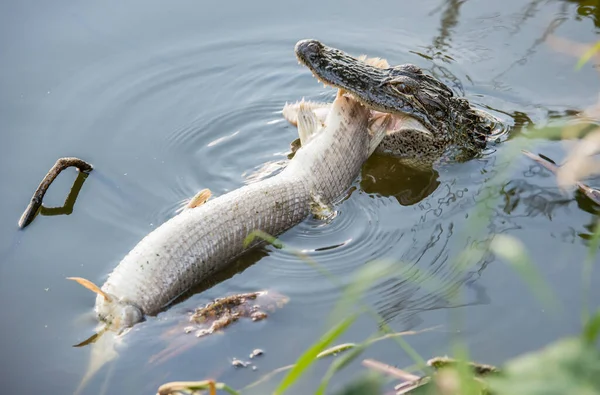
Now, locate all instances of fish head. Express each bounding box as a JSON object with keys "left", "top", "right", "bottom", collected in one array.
[
  {"left": 95, "top": 293, "right": 144, "bottom": 330},
  {"left": 67, "top": 277, "right": 144, "bottom": 330}
]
